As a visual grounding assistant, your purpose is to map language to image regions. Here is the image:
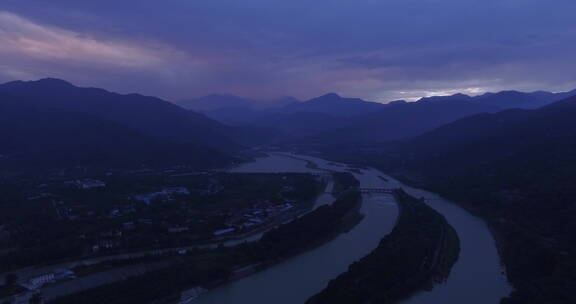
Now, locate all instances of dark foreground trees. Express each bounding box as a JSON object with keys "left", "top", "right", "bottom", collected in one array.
[{"left": 307, "top": 189, "right": 460, "bottom": 304}]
